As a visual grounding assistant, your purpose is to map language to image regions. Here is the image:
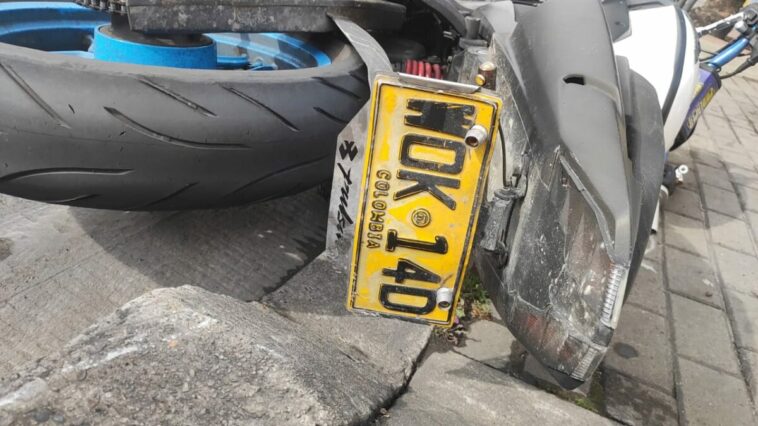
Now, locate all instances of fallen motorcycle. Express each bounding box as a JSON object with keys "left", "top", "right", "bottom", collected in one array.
[{"left": 0, "top": 0, "right": 756, "bottom": 389}]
